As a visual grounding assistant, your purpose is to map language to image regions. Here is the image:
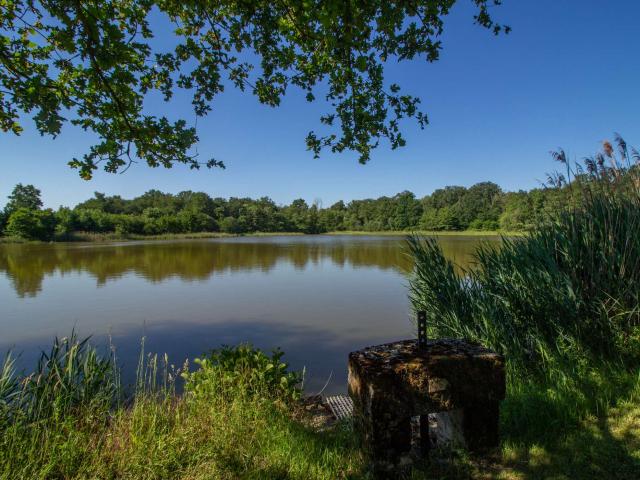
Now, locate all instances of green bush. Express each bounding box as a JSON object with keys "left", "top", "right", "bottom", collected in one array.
[
  {"left": 156, "top": 215, "right": 184, "bottom": 234},
  {"left": 5, "top": 208, "right": 56, "bottom": 240},
  {"left": 183, "top": 344, "right": 301, "bottom": 402},
  {"left": 419, "top": 206, "right": 462, "bottom": 231},
  {"left": 54, "top": 207, "right": 76, "bottom": 237},
  {"left": 73, "top": 208, "right": 117, "bottom": 233},
  {"left": 177, "top": 210, "right": 216, "bottom": 232},
  {"left": 220, "top": 216, "right": 245, "bottom": 233},
  {"left": 142, "top": 218, "right": 163, "bottom": 235},
  {"left": 468, "top": 218, "right": 499, "bottom": 230},
  {"left": 113, "top": 215, "right": 145, "bottom": 235}
]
